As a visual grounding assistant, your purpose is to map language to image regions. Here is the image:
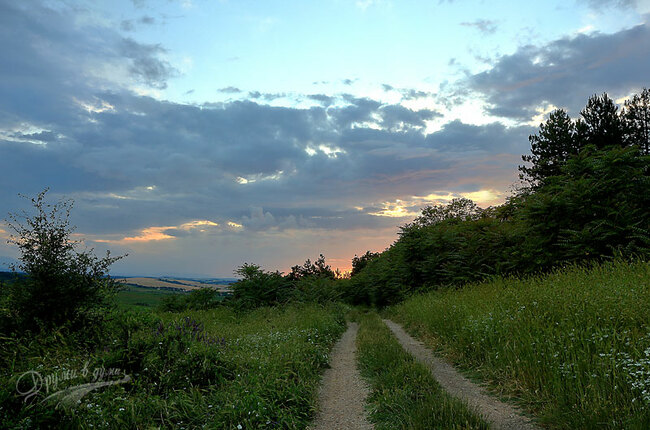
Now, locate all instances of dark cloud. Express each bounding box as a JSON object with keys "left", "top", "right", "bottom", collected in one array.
[
  {"left": 120, "top": 38, "right": 176, "bottom": 89},
  {"left": 581, "top": 0, "right": 636, "bottom": 10},
  {"left": 307, "top": 94, "right": 336, "bottom": 106},
  {"left": 400, "top": 88, "right": 435, "bottom": 100},
  {"left": 140, "top": 15, "right": 155, "bottom": 25},
  {"left": 381, "top": 83, "right": 394, "bottom": 91},
  {"left": 218, "top": 86, "right": 242, "bottom": 93},
  {"left": 247, "top": 91, "right": 285, "bottom": 100},
  {"left": 121, "top": 15, "right": 156, "bottom": 32},
  {"left": 379, "top": 105, "right": 441, "bottom": 130},
  {"left": 460, "top": 19, "right": 498, "bottom": 35},
  {"left": 466, "top": 21, "right": 650, "bottom": 120},
  {"left": 120, "top": 20, "right": 136, "bottom": 31}
]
